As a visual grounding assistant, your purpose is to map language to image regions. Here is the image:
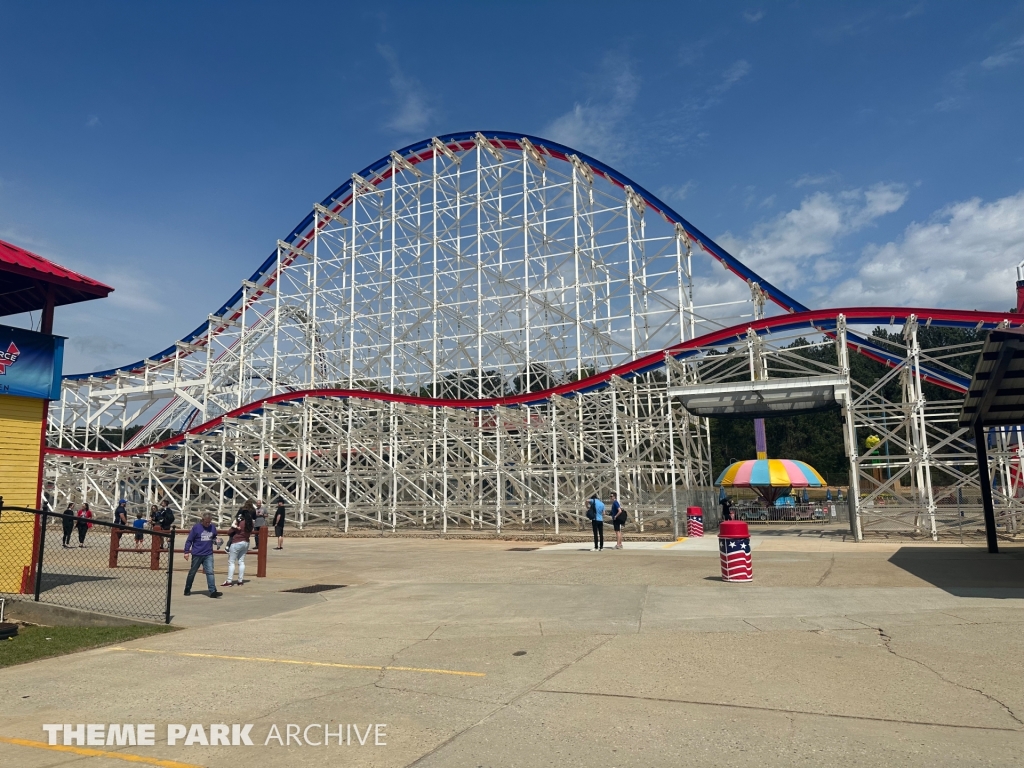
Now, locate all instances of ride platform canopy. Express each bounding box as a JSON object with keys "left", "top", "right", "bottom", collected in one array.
[{"left": 716, "top": 459, "right": 826, "bottom": 505}]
